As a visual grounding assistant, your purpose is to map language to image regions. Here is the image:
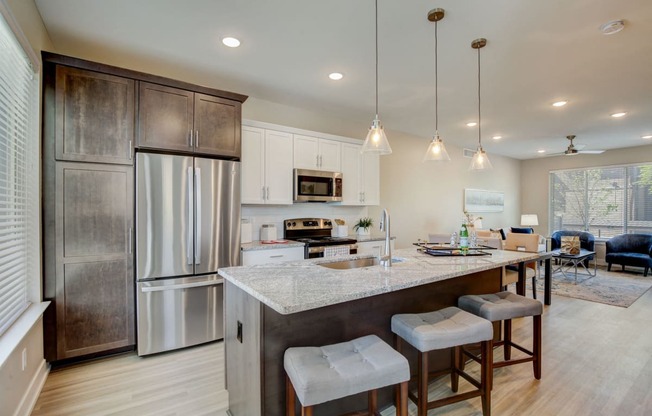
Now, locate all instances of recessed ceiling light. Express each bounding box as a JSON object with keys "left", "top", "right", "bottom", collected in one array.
[
  {"left": 642, "top": 135, "right": 652, "bottom": 139},
  {"left": 600, "top": 20, "right": 625, "bottom": 35},
  {"left": 222, "top": 37, "right": 241, "bottom": 48},
  {"left": 328, "top": 72, "right": 343, "bottom": 81},
  {"left": 552, "top": 101, "right": 568, "bottom": 107},
  {"left": 611, "top": 112, "right": 627, "bottom": 118},
  {"left": 492, "top": 135, "right": 502, "bottom": 140},
  {"left": 466, "top": 122, "right": 477, "bottom": 127},
  {"left": 537, "top": 149, "right": 546, "bottom": 154}
]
